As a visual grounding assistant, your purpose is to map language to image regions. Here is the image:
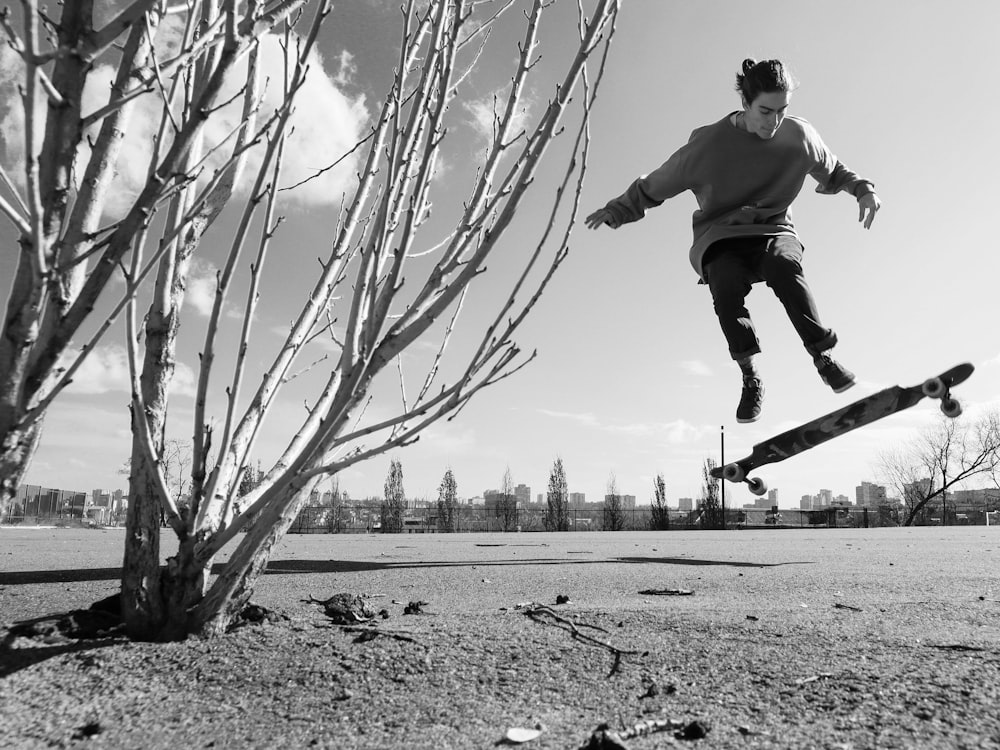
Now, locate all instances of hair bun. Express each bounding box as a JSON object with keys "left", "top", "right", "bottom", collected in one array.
[{"left": 741, "top": 58, "right": 758, "bottom": 74}]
